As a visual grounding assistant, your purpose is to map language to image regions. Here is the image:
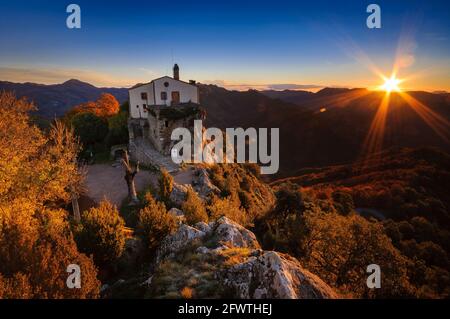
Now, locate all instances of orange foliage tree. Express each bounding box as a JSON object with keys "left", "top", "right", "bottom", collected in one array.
[
  {"left": 0, "top": 91, "right": 100, "bottom": 298},
  {"left": 66, "top": 93, "right": 120, "bottom": 120}
]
